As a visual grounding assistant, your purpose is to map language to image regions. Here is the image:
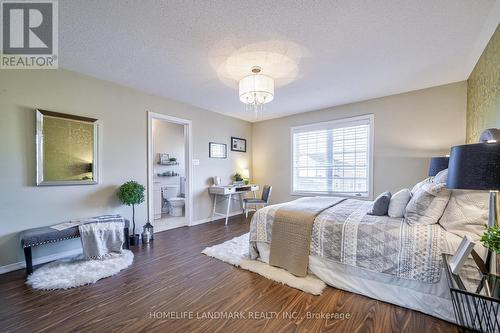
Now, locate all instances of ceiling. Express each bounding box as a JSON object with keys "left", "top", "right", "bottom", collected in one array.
[{"left": 60, "top": 0, "right": 500, "bottom": 122}]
